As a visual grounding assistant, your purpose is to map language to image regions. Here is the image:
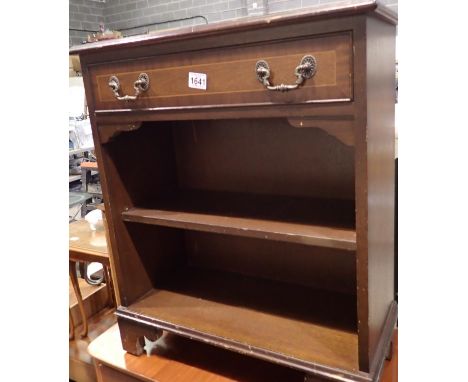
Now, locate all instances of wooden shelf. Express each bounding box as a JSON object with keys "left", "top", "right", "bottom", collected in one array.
[
  {"left": 119, "top": 267, "right": 358, "bottom": 372},
  {"left": 122, "top": 191, "right": 356, "bottom": 251}
]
